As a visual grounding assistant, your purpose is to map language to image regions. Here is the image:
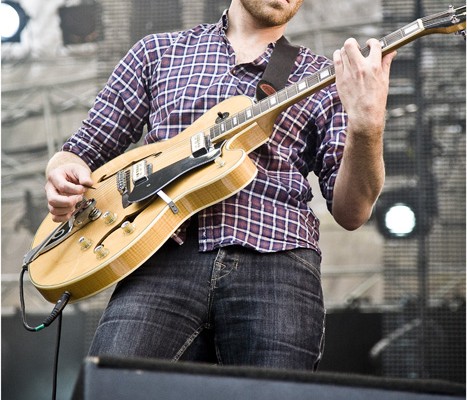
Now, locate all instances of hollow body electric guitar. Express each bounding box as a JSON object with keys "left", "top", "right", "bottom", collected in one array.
[{"left": 24, "top": 6, "right": 466, "bottom": 303}]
